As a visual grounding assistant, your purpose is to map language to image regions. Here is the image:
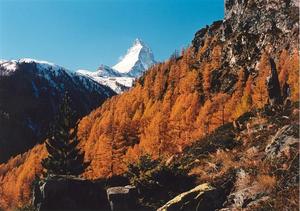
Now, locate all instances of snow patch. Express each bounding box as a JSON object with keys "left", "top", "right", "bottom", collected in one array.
[{"left": 0, "top": 59, "right": 20, "bottom": 76}]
